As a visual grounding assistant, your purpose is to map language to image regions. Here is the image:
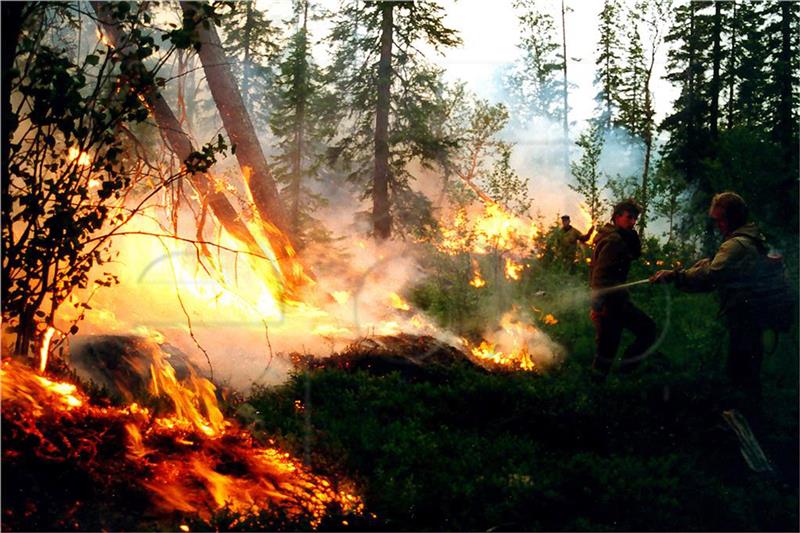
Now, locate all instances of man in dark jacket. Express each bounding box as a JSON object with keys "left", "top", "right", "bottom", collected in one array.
[
  {"left": 651, "top": 192, "right": 767, "bottom": 408},
  {"left": 590, "top": 200, "right": 656, "bottom": 380}
]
